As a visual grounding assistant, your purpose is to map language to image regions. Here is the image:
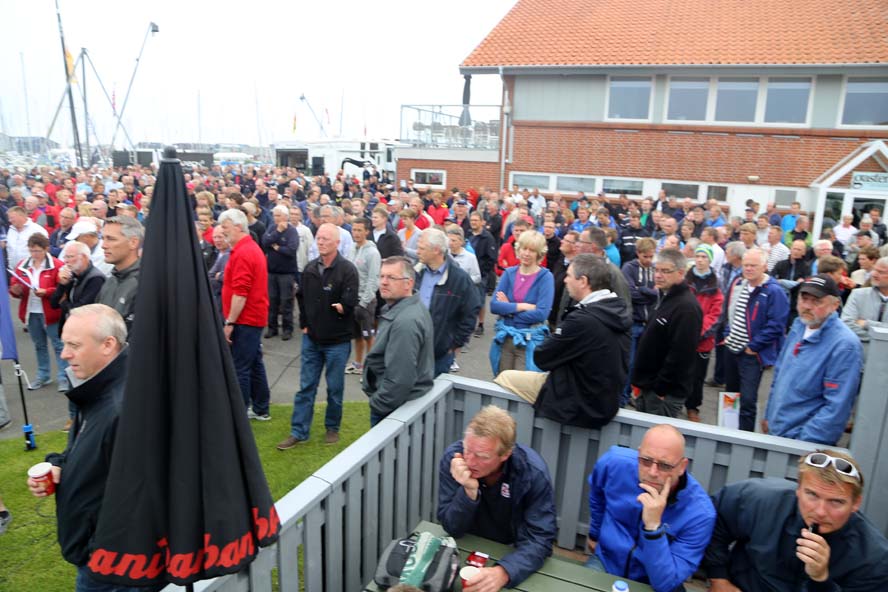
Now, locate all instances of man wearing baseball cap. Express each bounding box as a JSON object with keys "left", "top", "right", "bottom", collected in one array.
[{"left": 763, "top": 274, "right": 863, "bottom": 445}]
